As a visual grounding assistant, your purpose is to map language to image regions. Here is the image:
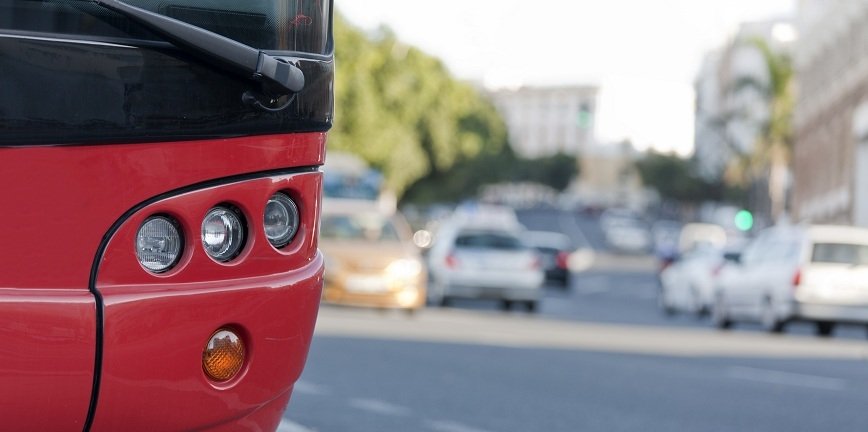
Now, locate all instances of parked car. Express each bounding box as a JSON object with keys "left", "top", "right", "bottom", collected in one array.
[
  {"left": 658, "top": 245, "right": 726, "bottom": 316},
  {"left": 527, "top": 231, "right": 573, "bottom": 287},
  {"left": 428, "top": 220, "right": 544, "bottom": 311},
  {"left": 713, "top": 224, "right": 868, "bottom": 336},
  {"left": 320, "top": 201, "right": 427, "bottom": 313}
]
